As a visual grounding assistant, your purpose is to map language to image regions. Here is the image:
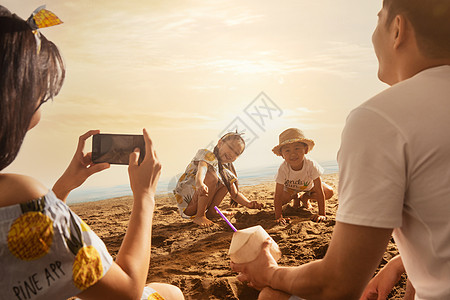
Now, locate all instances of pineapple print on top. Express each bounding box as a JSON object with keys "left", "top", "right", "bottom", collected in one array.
[
  {"left": 7, "top": 197, "right": 54, "bottom": 261},
  {"left": 1, "top": 191, "right": 114, "bottom": 299},
  {"left": 66, "top": 211, "right": 104, "bottom": 290},
  {"left": 147, "top": 292, "right": 166, "bottom": 300},
  {"left": 140, "top": 286, "right": 167, "bottom": 300}
]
